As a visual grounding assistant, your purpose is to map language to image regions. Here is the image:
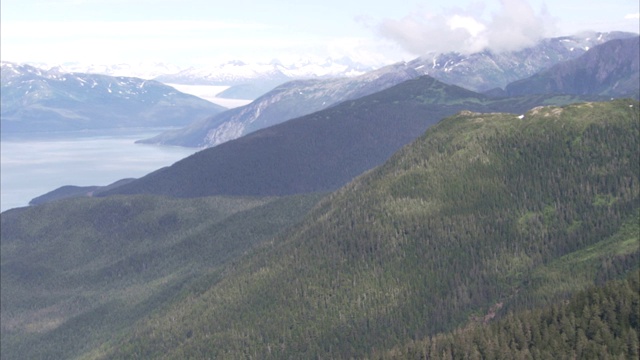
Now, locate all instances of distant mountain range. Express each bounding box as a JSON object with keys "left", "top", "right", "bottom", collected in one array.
[
  {"left": 40, "top": 32, "right": 635, "bottom": 102},
  {"left": 409, "top": 31, "right": 637, "bottom": 92},
  {"left": 0, "top": 62, "right": 226, "bottom": 134},
  {"left": 154, "top": 31, "right": 633, "bottom": 98},
  {"left": 139, "top": 32, "right": 638, "bottom": 148},
  {"left": 154, "top": 57, "right": 374, "bottom": 85},
  {"left": 55, "top": 57, "right": 377, "bottom": 100},
  {"left": 4, "top": 32, "right": 634, "bottom": 140}
]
